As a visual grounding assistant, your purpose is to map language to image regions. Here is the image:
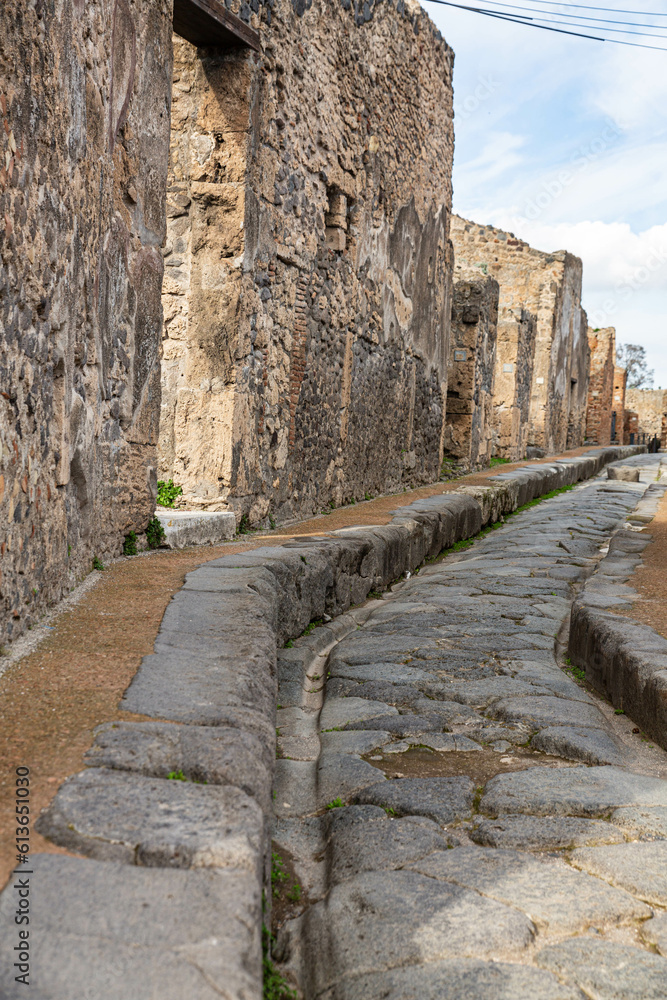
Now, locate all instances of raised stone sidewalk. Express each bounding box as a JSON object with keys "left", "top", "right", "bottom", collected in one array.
[{"left": 1, "top": 444, "right": 660, "bottom": 999}]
